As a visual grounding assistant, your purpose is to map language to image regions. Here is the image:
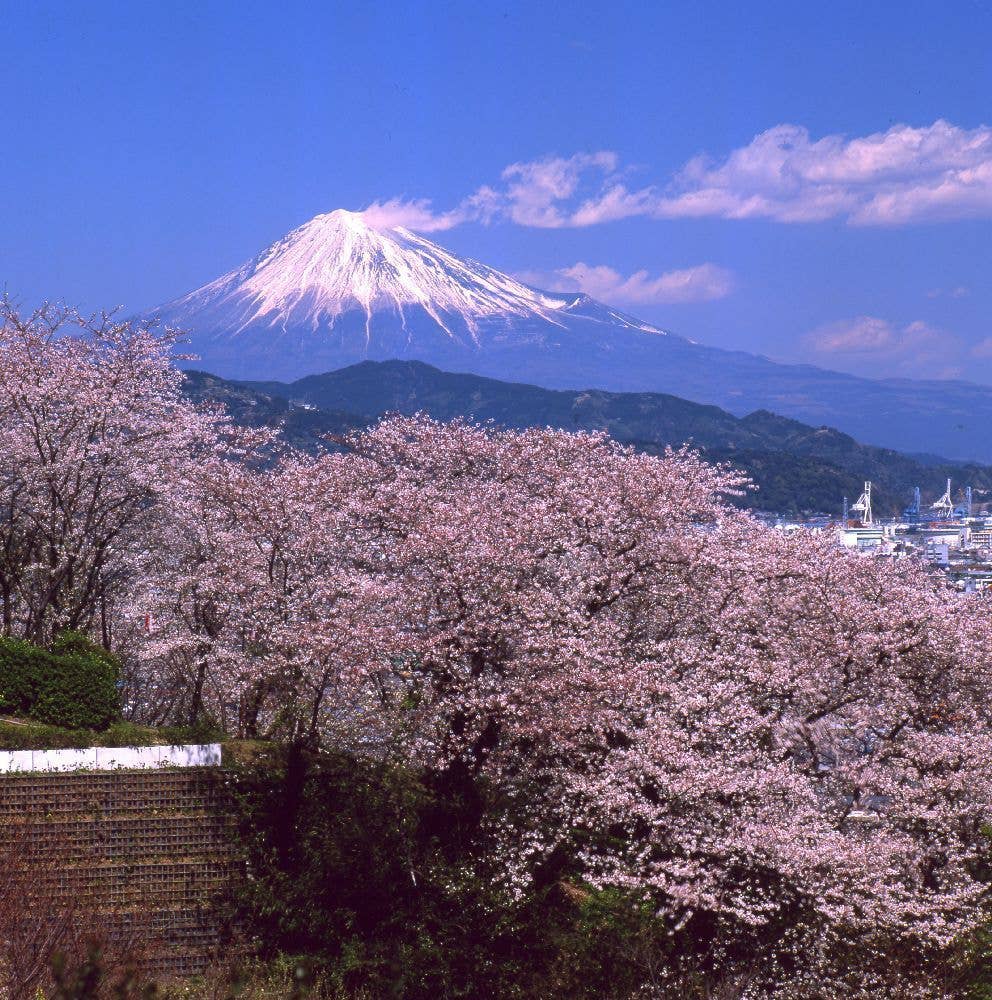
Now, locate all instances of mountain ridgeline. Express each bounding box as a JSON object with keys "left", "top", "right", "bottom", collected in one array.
[
  {"left": 183, "top": 361, "right": 992, "bottom": 518},
  {"left": 153, "top": 210, "right": 992, "bottom": 463}
]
